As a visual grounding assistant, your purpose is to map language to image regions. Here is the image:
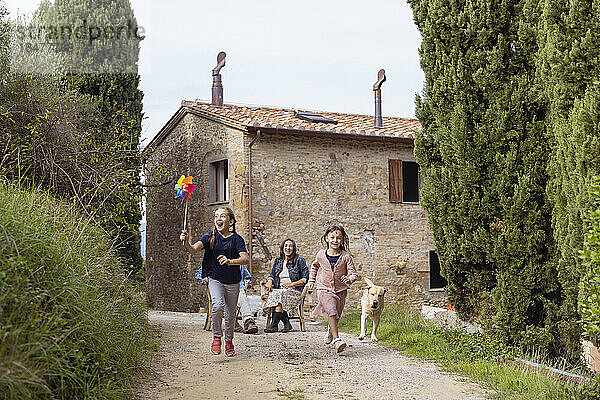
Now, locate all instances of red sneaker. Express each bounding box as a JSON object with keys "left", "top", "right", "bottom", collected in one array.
[
  {"left": 211, "top": 337, "right": 221, "bottom": 355},
  {"left": 224, "top": 341, "right": 235, "bottom": 357}
]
